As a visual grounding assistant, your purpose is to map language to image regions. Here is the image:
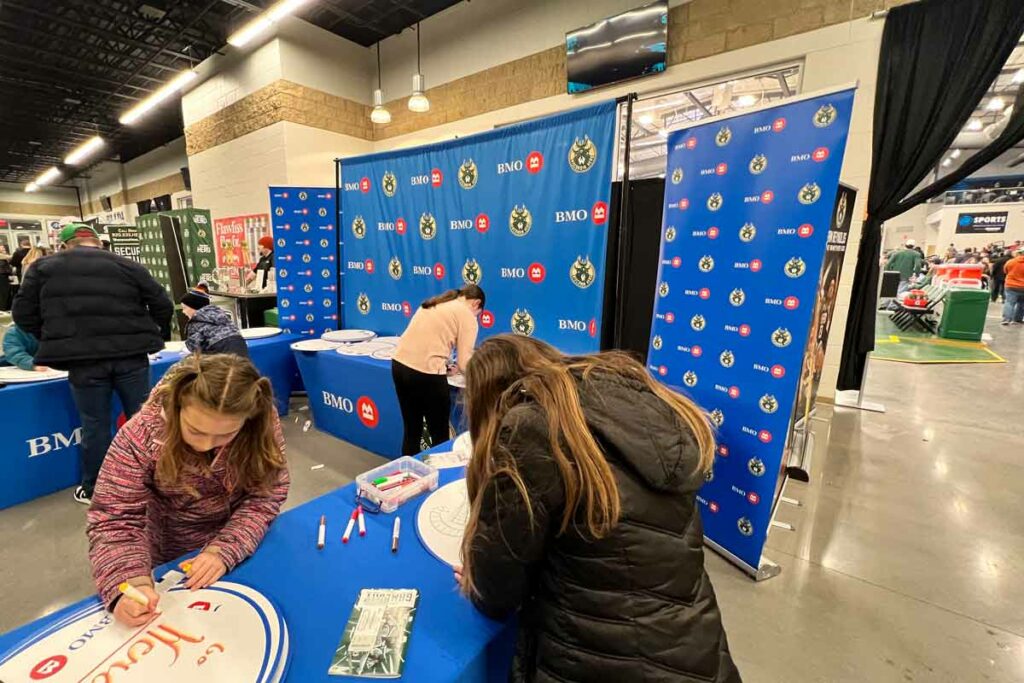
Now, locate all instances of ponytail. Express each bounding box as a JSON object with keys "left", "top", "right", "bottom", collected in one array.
[{"left": 421, "top": 284, "right": 486, "bottom": 310}]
